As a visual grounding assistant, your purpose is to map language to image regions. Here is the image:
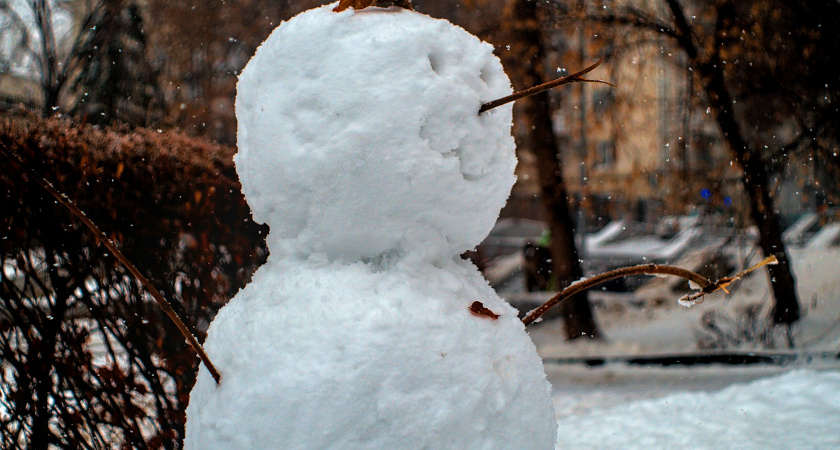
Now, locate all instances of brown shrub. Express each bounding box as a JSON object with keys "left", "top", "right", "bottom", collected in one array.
[{"left": 0, "top": 112, "right": 266, "bottom": 448}]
